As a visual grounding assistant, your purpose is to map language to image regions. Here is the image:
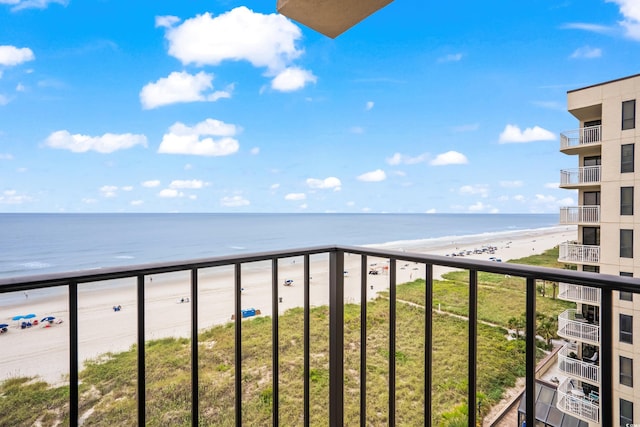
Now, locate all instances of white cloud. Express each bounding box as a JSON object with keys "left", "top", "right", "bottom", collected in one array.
[
  {"left": 121, "top": 186, "right": 133, "bottom": 191},
  {"left": 271, "top": 67, "right": 316, "bottom": 92},
  {"left": 459, "top": 184, "right": 489, "bottom": 198},
  {"left": 513, "top": 195, "right": 526, "bottom": 201},
  {"left": 158, "top": 188, "right": 183, "bottom": 198},
  {"left": 100, "top": 185, "right": 118, "bottom": 198},
  {"left": 357, "top": 169, "right": 386, "bottom": 182},
  {"left": 140, "top": 71, "right": 232, "bottom": 109},
  {"left": 437, "top": 53, "right": 463, "bottom": 63},
  {"left": 155, "top": 15, "right": 181, "bottom": 28},
  {"left": 0, "top": 45, "right": 35, "bottom": 66},
  {"left": 82, "top": 198, "right": 97, "bottom": 204},
  {"left": 158, "top": 118, "right": 240, "bottom": 156},
  {"left": 250, "top": 147, "right": 260, "bottom": 155},
  {"left": 0, "top": 189, "right": 31, "bottom": 204},
  {"left": 468, "top": 202, "right": 487, "bottom": 212},
  {"left": 425, "top": 208, "right": 437, "bottom": 214},
  {"left": 498, "top": 124, "right": 556, "bottom": 143},
  {"left": 306, "top": 177, "right": 341, "bottom": 190},
  {"left": 0, "top": 94, "right": 9, "bottom": 105},
  {"left": 387, "top": 152, "right": 429, "bottom": 165},
  {"left": 499, "top": 180, "right": 523, "bottom": 188},
  {"left": 365, "top": 101, "right": 374, "bottom": 111},
  {"left": 430, "top": 151, "right": 468, "bottom": 166},
  {"left": 0, "top": 153, "right": 13, "bottom": 160},
  {"left": 184, "top": 163, "right": 193, "bottom": 170},
  {"left": 45, "top": 130, "right": 147, "bottom": 153},
  {"left": 130, "top": 200, "right": 144, "bottom": 206},
  {"left": 608, "top": 0, "right": 640, "bottom": 40},
  {"left": 161, "top": 7, "right": 306, "bottom": 80},
  {"left": 452, "top": 123, "right": 479, "bottom": 132},
  {"left": 142, "top": 180, "right": 161, "bottom": 188},
  {"left": 1, "top": 0, "right": 67, "bottom": 11},
  {"left": 560, "top": 22, "right": 612, "bottom": 34},
  {"left": 270, "top": 183, "right": 280, "bottom": 190},
  {"left": 221, "top": 195, "right": 250, "bottom": 207},
  {"left": 285, "top": 192, "right": 306, "bottom": 201},
  {"left": 169, "top": 179, "right": 207, "bottom": 189},
  {"left": 570, "top": 46, "right": 602, "bottom": 59}
]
